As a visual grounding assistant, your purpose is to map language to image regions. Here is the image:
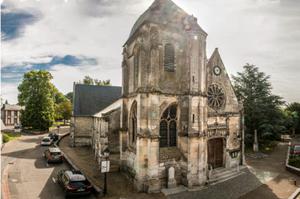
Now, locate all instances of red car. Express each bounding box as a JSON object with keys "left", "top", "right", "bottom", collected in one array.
[
  {"left": 290, "top": 144, "right": 300, "bottom": 155},
  {"left": 57, "top": 170, "right": 93, "bottom": 197}
]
